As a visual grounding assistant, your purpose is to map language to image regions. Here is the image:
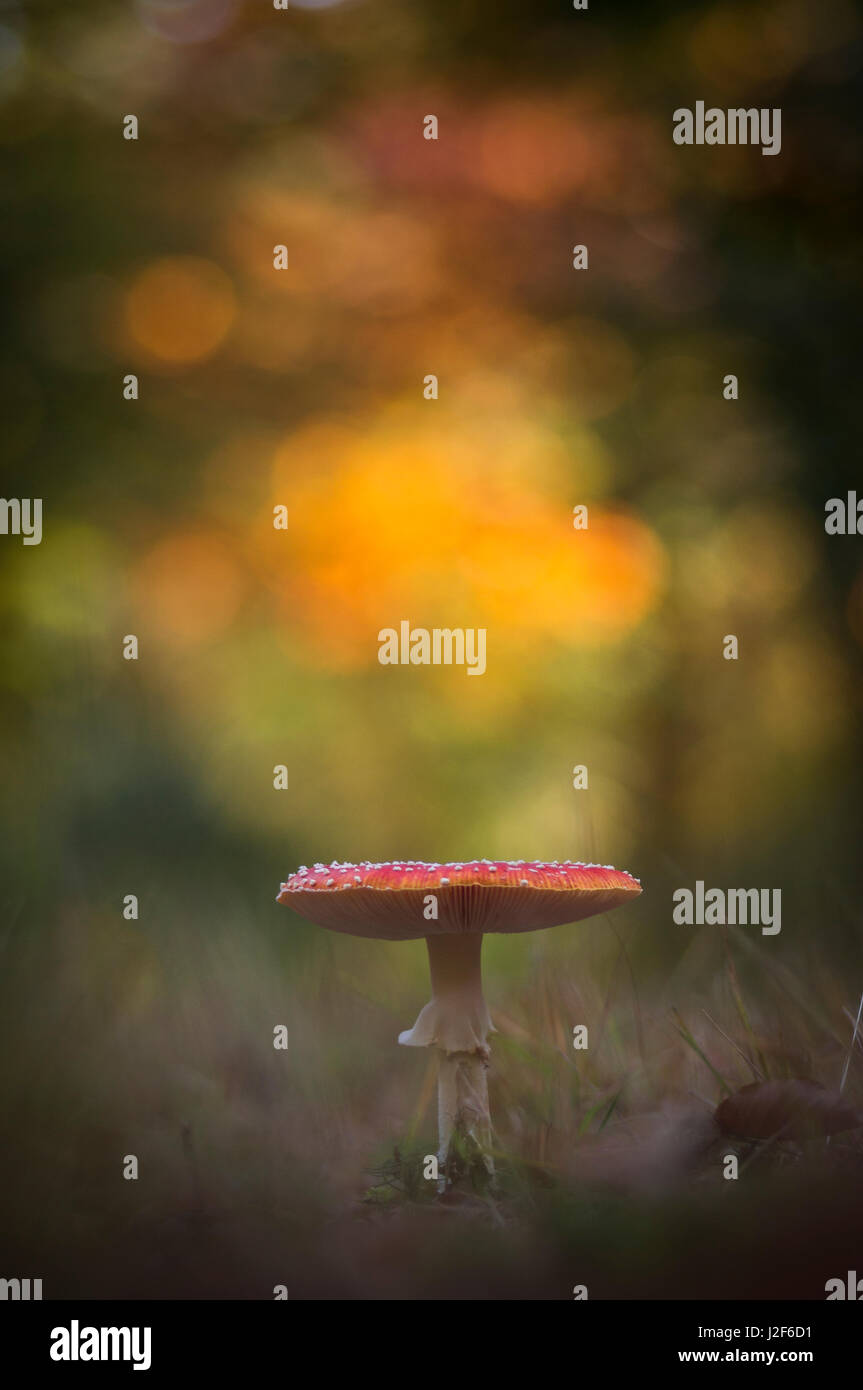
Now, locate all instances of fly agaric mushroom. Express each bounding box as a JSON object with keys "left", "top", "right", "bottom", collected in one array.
[{"left": 277, "top": 859, "right": 641, "bottom": 1187}]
